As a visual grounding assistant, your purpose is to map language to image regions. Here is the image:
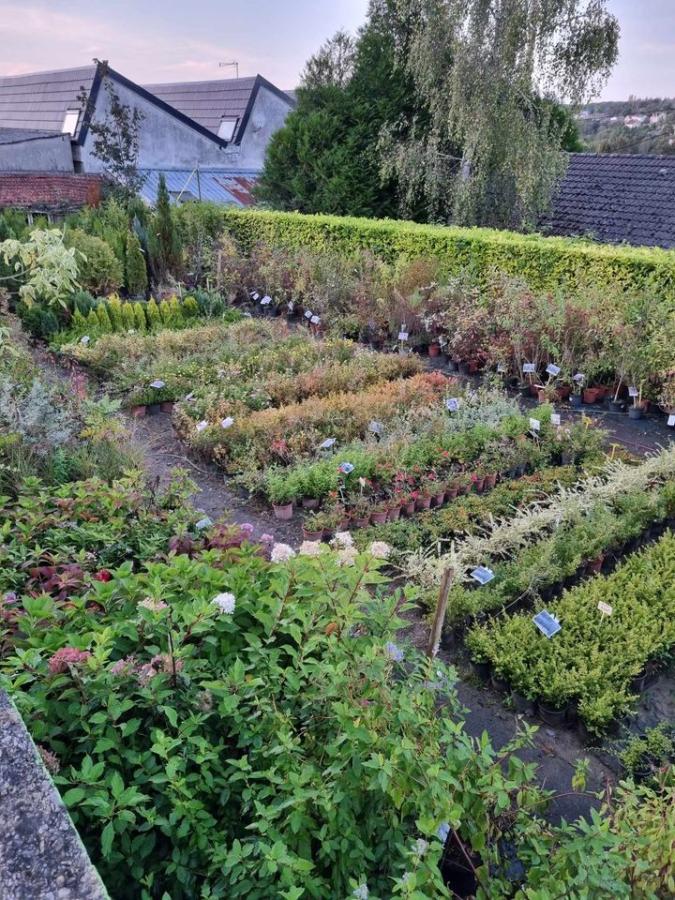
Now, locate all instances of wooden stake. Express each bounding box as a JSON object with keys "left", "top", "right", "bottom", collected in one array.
[{"left": 427, "top": 567, "right": 454, "bottom": 659}]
